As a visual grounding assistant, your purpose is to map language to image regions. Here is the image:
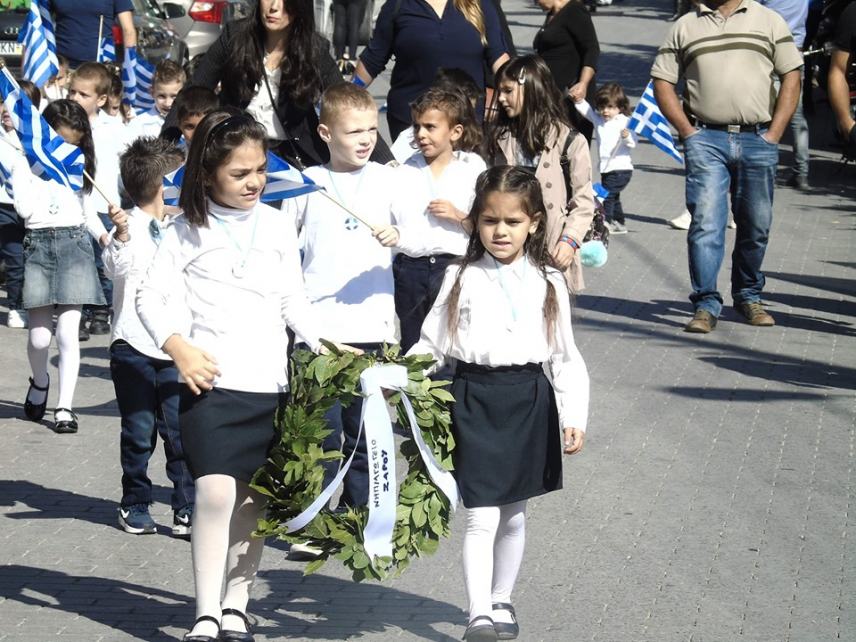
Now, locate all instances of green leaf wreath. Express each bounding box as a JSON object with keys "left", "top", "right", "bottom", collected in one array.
[{"left": 250, "top": 341, "right": 457, "bottom": 581}]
